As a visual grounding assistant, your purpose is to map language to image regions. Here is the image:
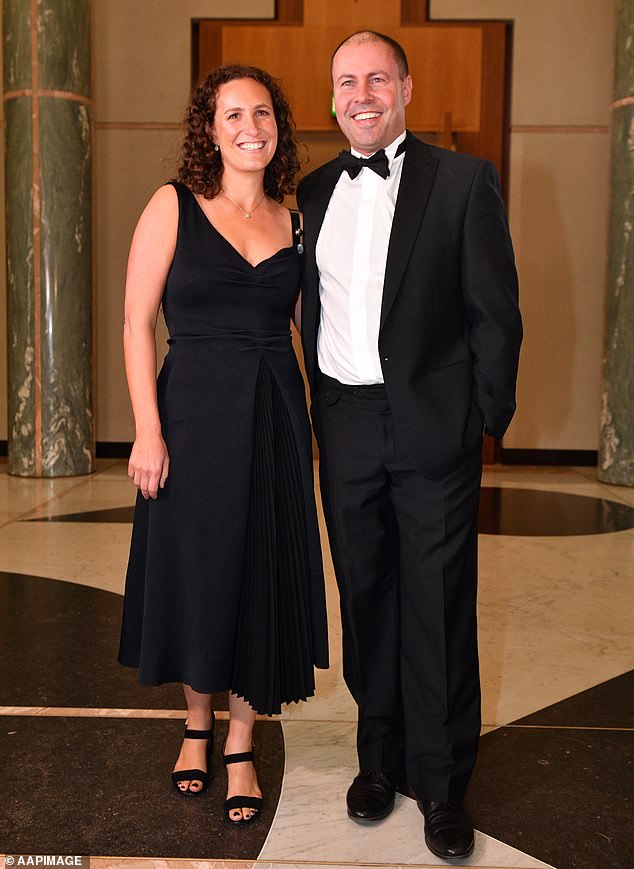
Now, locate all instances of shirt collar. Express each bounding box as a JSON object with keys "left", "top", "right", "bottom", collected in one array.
[{"left": 350, "top": 131, "right": 407, "bottom": 167}]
